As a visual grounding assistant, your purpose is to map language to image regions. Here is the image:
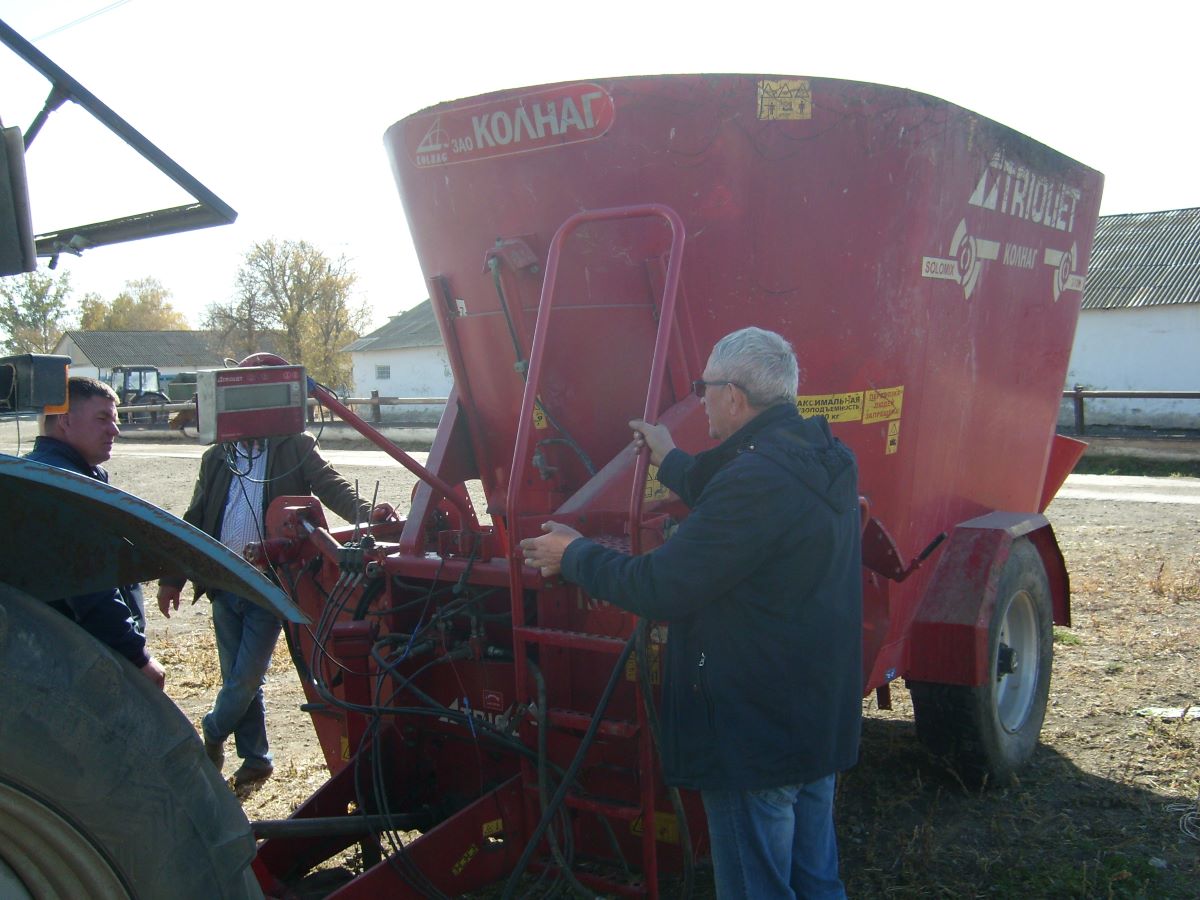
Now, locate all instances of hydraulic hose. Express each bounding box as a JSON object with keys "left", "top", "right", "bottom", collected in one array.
[
  {"left": 501, "top": 629, "right": 638, "bottom": 899},
  {"left": 636, "top": 620, "right": 694, "bottom": 898}
]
